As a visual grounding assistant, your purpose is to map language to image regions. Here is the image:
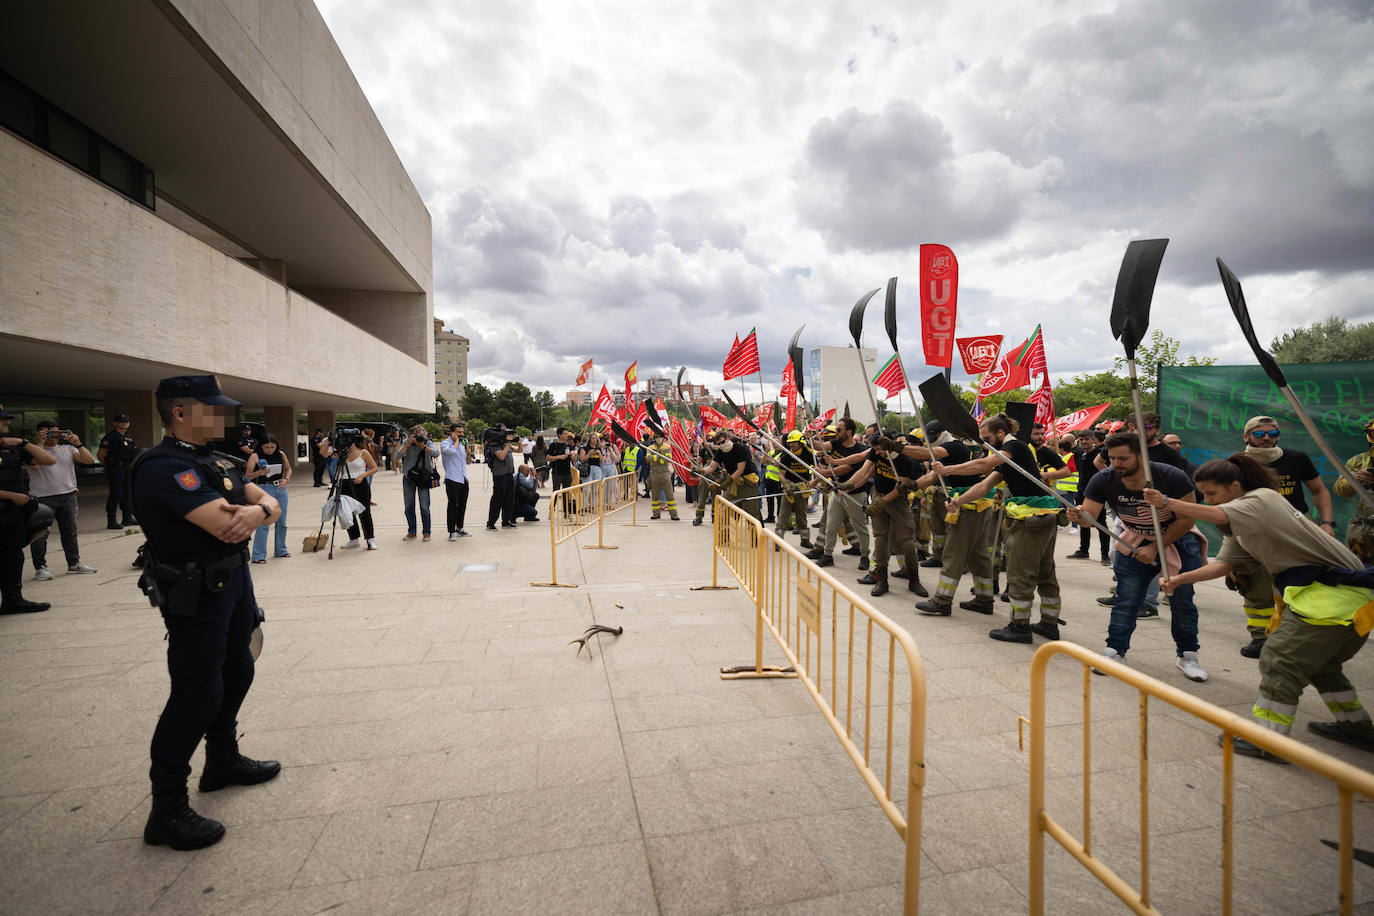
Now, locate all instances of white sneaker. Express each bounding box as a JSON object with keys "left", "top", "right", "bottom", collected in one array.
[
  {"left": 34, "top": 567, "right": 53, "bottom": 581},
  {"left": 365, "top": 538, "right": 378, "bottom": 550},
  {"left": 1092, "top": 647, "right": 1126, "bottom": 676},
  {"left": 67, "top": 563, "right": 97, "bottom": 574},
  {"left": 1177, "top": 651, "right": 1208, "bottom": 683},
  {"left": 341, "top": 538, "right": 361, "bottom": 549},
  {"left": 448, "top": 532, "right": 458, "bottom": 542}
]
